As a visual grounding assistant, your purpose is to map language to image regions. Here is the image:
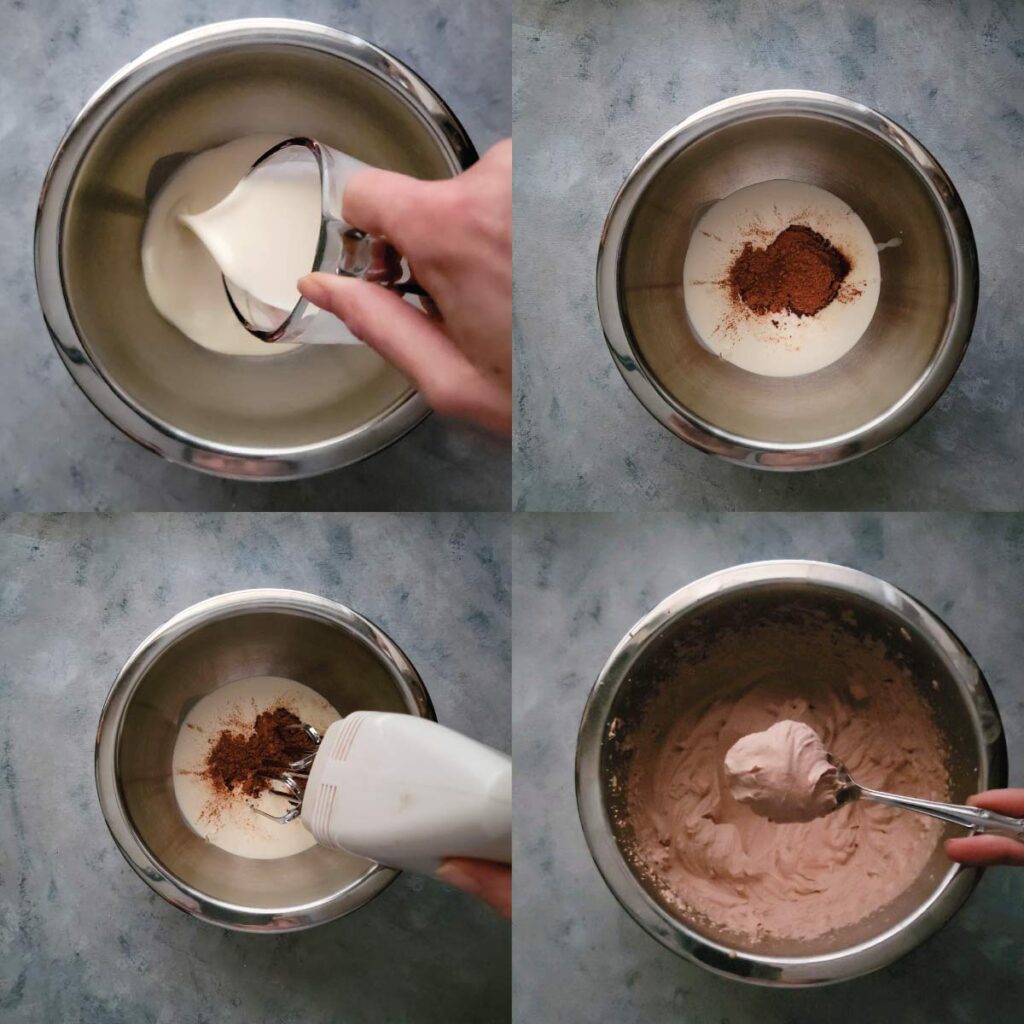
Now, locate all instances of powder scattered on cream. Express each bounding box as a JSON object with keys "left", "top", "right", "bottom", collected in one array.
[
  {"left": 724, "top": 720, "right": 841, "bottom": 823},
  {"left": 172, "top": 676, "right": 339, "bottom": 859},
  {"left": 619, "top": 624, "right": 949, "bottom": 943},
  {"left": 683, "top": 179, "right": 881, "bottom": 377}
]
